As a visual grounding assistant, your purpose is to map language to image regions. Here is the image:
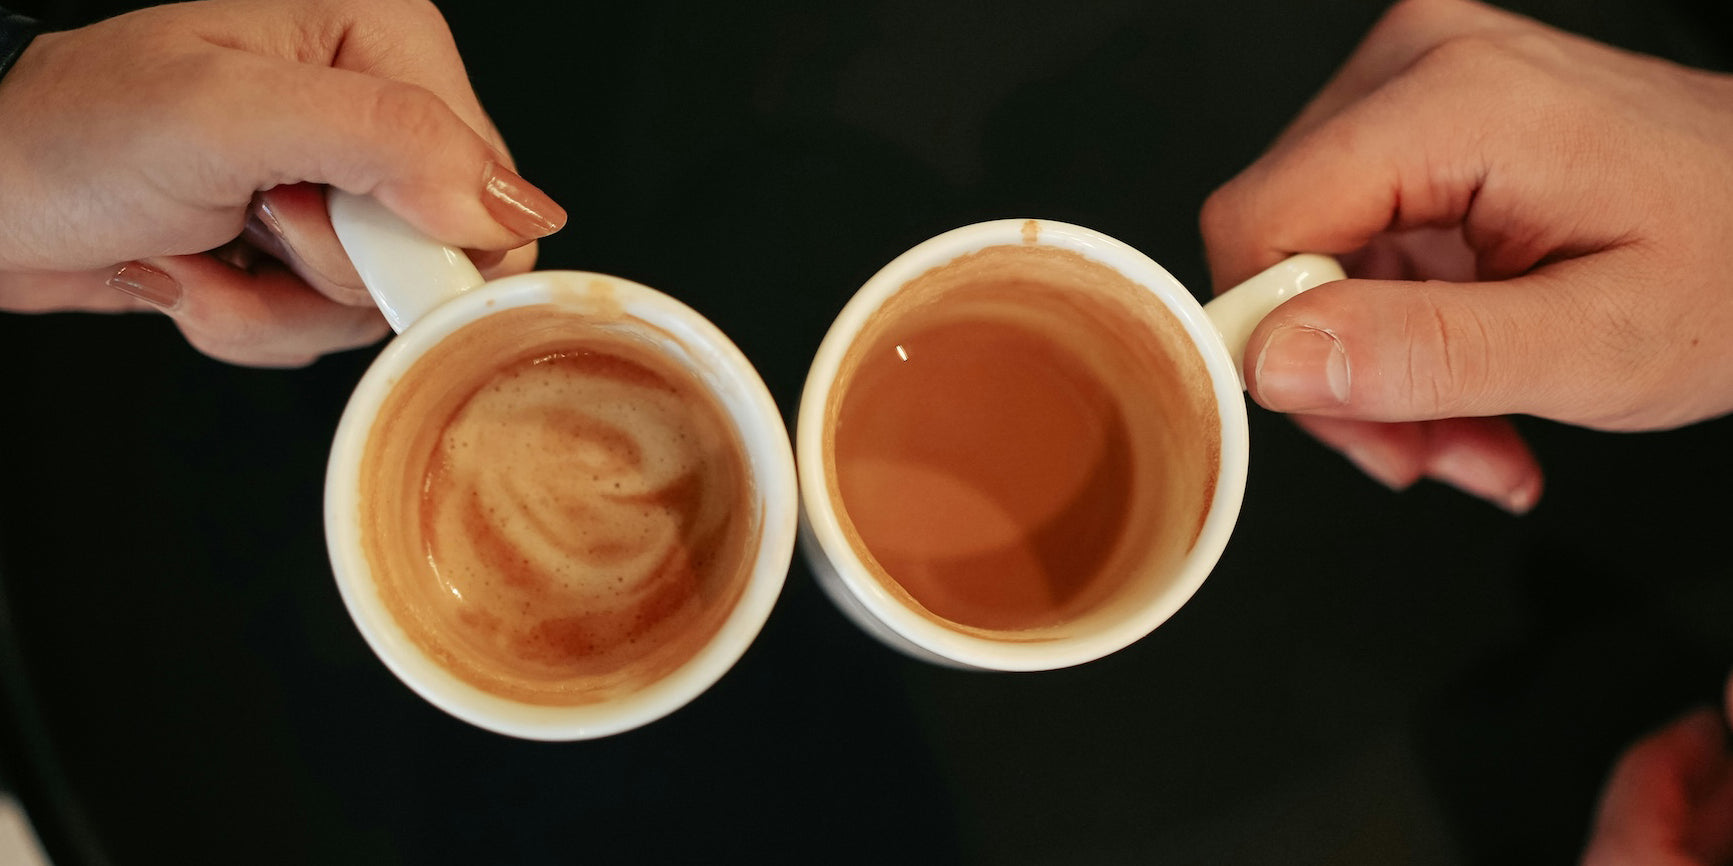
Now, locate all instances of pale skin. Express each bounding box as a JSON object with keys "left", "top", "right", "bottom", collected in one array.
[
  {"left": 1203, "top": 0, "right": 1733, "bottom": 860},
  {"left": 2, "top": 0, "right": 1724, "bottom": 858},
  {"left": 1203, "top": 0, "right": 1733, "bottom": 513},
  {"left": 0, "top": 0, "right": 567, "bottom": 366}
]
